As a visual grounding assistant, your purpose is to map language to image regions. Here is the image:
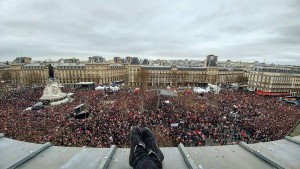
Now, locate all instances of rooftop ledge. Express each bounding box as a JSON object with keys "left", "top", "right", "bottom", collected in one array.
[{"left": 0, "top": 134, "right": 300, "bottom": 169}]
